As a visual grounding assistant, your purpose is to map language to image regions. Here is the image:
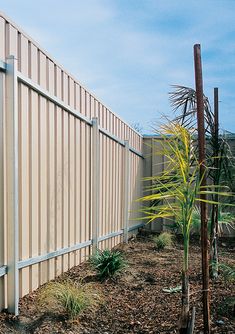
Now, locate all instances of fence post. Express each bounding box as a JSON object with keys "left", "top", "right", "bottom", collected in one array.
[
  {"left": 91, "top": 117, "right": 99, "bottom": 253},
  {"left": 6, "top": 56, "right": 19, "bottom": 315},
  {"left": 123, "top": 140, "right": 130, "bottom": 243},
  {"left": 0, "top": 65, "right": 5, "bottom": 311}
]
